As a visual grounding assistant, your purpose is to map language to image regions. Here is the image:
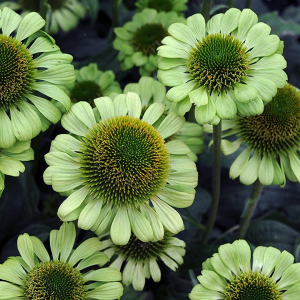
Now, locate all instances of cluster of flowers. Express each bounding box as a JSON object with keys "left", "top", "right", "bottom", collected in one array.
[{"left": 0, "top": 0, "right": 300, "bottom": 298}]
